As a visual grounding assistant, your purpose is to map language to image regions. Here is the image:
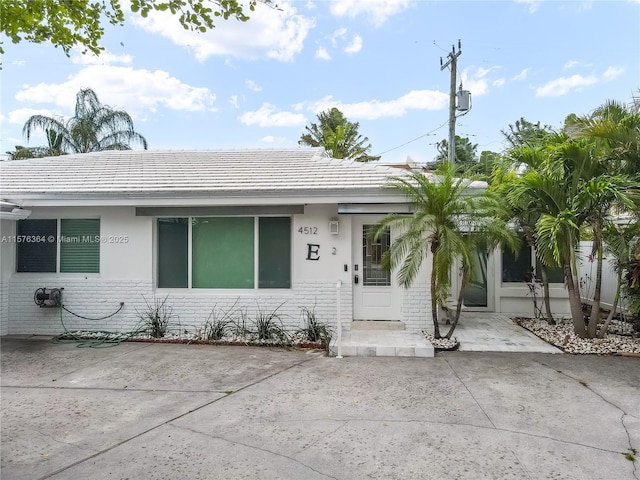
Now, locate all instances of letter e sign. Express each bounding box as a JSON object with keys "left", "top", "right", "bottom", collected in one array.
[{"left": 306, "top": 244, "right": 320, "bottom": 261}]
